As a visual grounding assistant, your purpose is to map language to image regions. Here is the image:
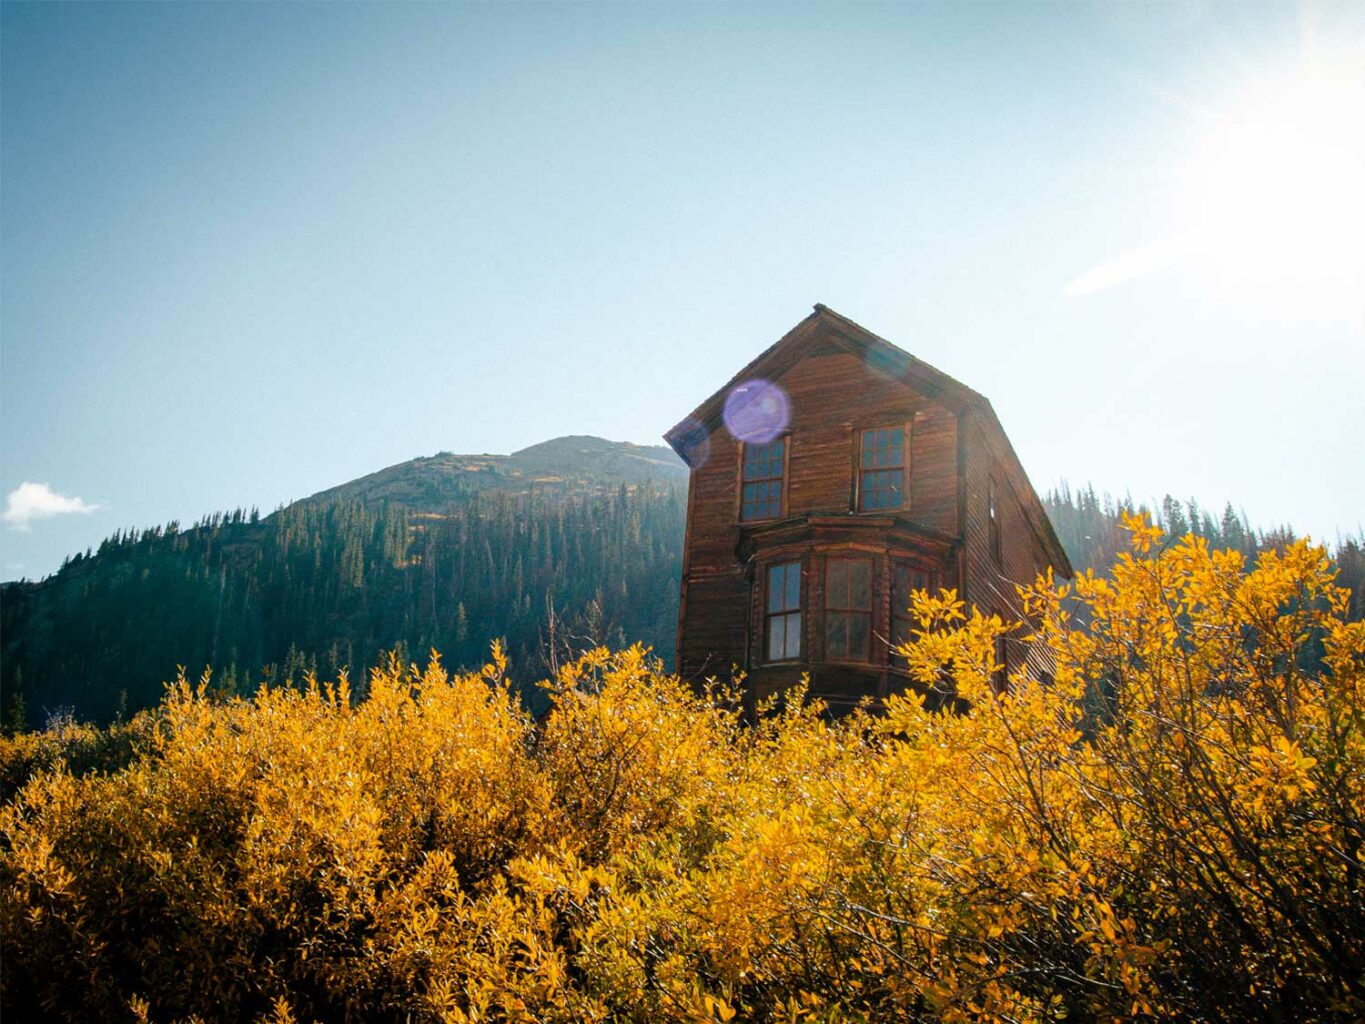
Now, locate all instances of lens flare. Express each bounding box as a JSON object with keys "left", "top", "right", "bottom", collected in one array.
[
  {"left": 673, "top": 416, "right": 711, "bottom": 469},
  {"left": 862, "top": 342, "right": 904, "bottom": 380},
  {"left": 723, "top": 380, "right": 790, "bottom": 444}
]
